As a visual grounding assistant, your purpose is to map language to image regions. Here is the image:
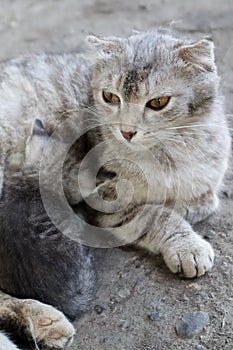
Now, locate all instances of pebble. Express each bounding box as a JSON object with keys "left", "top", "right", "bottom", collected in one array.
[
  {"left": 175, "top": 311, "right": 209, "bottom": 339},
  {"left": 148, "top": 312, "right": 161, "bottom": 321},
  {"left": 195, "top": 345, "right": 207, "bottom": 350},
  {"left": 186, "top": 282, "right": 200, "bottom": 291},
  {"left": 118, "top": 319, "right": 128, "bottom": 329},
  {"left": 117, "top": 288, "right": 131, "bottom": 300},
  {"left": 94, "top": 304, "right": 105, "bottom": 315},
  {"left": 138, "top": 5, "right": 147, "bottom": 10},
  {"left": 134, "top": 259, "right": 142, "bottom": 268},
  {"left": 108, "top": 299, "right": 118, "bottom": 312},
  {"left": 102, "top": 336, "right": 112, "bottom": 343},
  {"left": 204, "top": 229, "right": 216, "bottom": 239},
  {"left": 179, "top": 293, "right": 189, "bottom": 302}
]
